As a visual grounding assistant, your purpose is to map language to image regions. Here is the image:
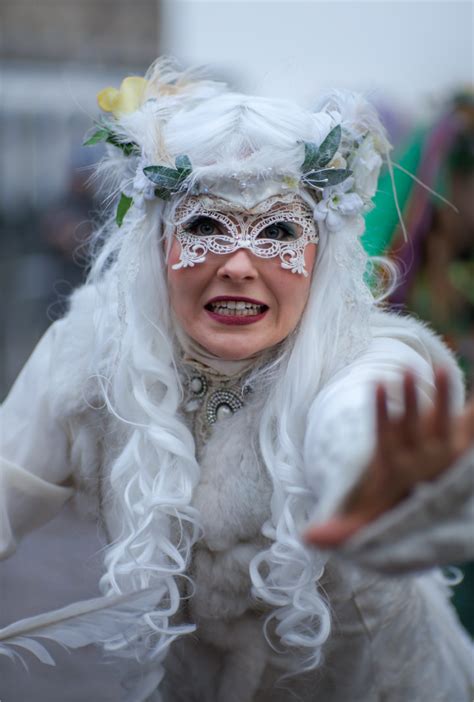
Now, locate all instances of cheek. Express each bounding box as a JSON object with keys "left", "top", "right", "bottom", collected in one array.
[
  {"left": 166, "top": 241, "right": 189, "bottom": 318},
  {"left": 166, "top": 241, "right": 213, "bottom": 320},
  {"left": 273, "top": 245, "right": 316, "bottom": 327},
  {"left": 166, "top": 238, "right": 181, "bottom": 270},
  {"left": 304, "top": 242, "right": 318, "bottom": 276}
]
